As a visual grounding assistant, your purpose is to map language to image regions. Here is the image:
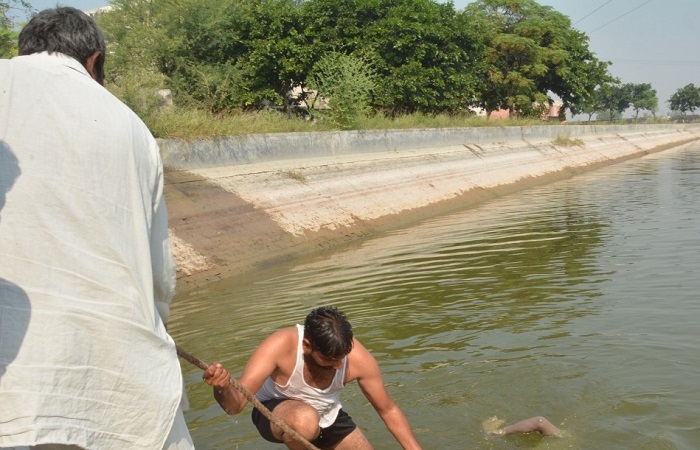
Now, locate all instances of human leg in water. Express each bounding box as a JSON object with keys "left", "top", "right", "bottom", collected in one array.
[{"left": 482, "top": 416, "right": 560, "bottom": 437}]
